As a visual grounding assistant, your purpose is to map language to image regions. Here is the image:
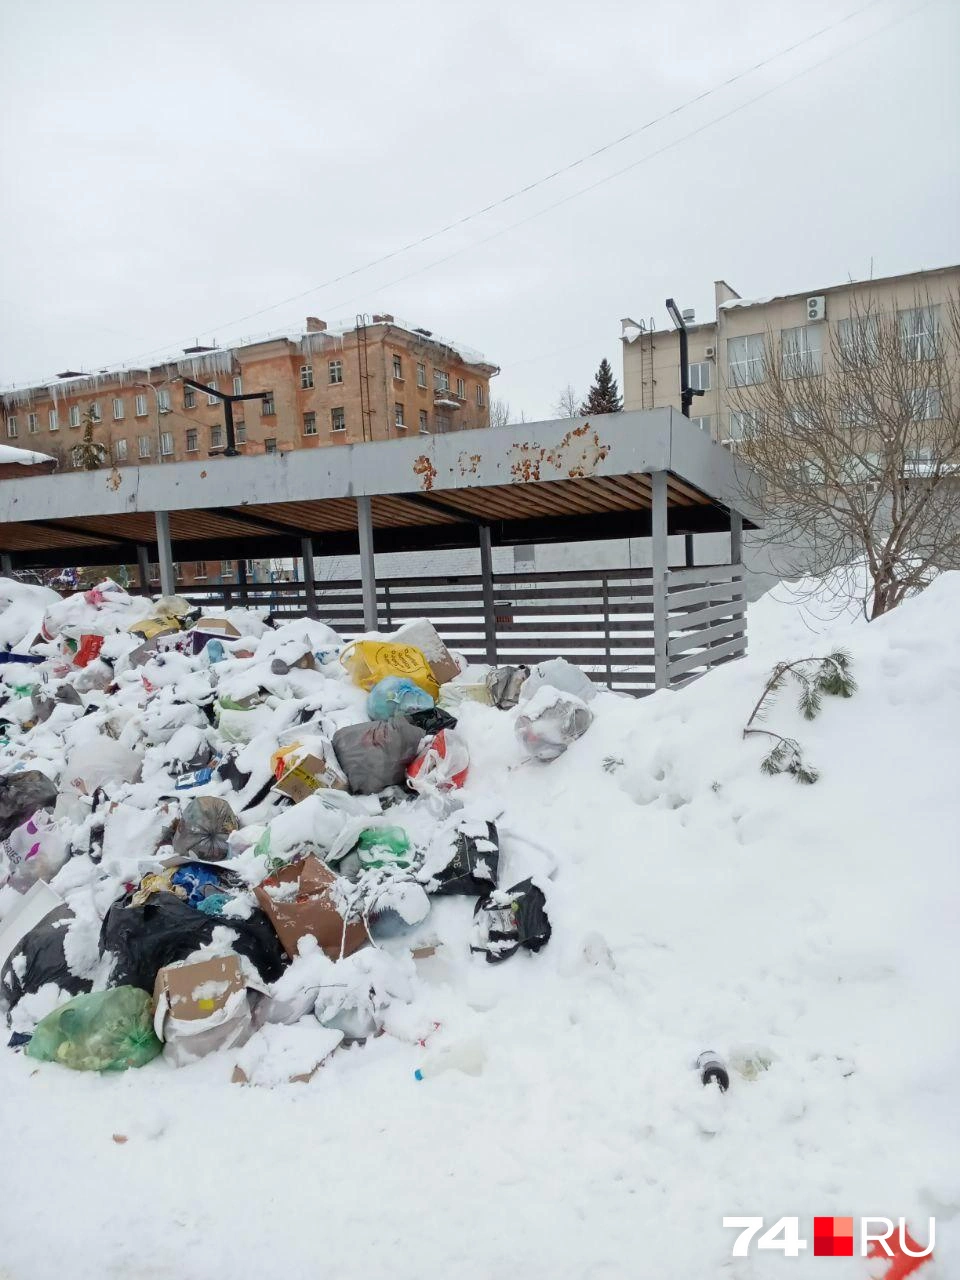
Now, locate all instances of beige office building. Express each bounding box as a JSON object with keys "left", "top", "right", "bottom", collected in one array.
[{"left": 621, "top": 264, "right": 959, "bottom": 445}]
